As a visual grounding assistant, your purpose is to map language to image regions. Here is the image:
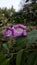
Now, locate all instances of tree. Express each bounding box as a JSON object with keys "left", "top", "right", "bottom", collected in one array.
[
  {"left": 19, "top": 0, "right": 37, "bottom": 25},
  {"left": 26, "top": 0, "right": 37, "bottom": 3}
]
